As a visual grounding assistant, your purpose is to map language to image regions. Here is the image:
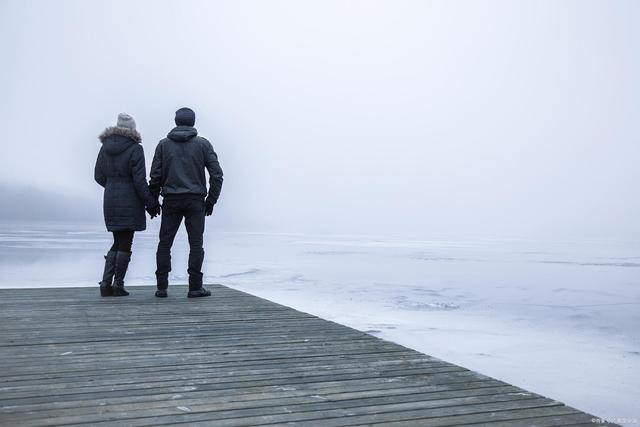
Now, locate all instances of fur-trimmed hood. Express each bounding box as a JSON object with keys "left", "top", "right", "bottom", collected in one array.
[
  {"left": 99, "top": 126, "right": 142, "bottom": 144},
  {"left": 99, "top": 126, "right": 142, "bottom": 155}
]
